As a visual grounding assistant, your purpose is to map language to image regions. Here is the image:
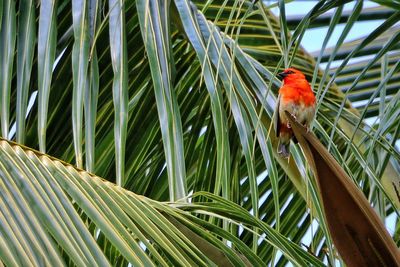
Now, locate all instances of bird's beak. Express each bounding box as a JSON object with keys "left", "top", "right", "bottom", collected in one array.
[{"left": 277, "top": 72, "right": 287, "bottom": 79}]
